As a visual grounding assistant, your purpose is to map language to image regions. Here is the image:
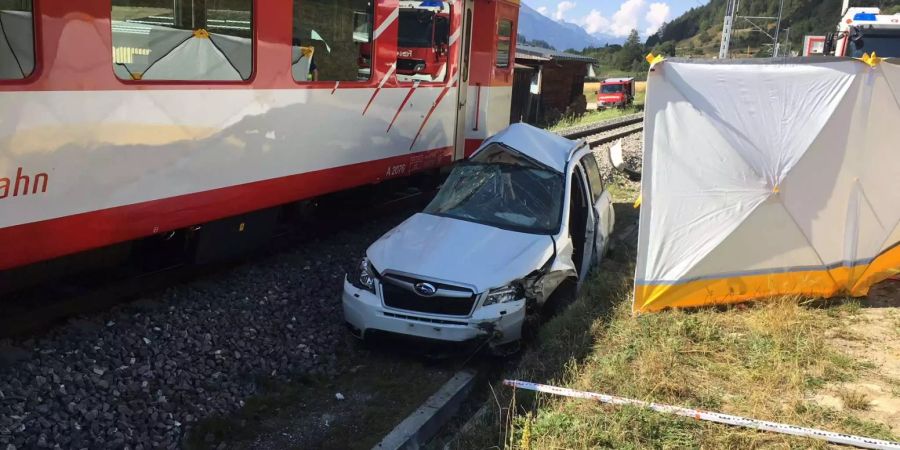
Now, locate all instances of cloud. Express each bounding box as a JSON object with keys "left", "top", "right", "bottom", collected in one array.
[
  {"left": 609, "top": 0, "right": 646, "bottom": 37},
  {"left": 554, "top": 1, "right": 576, "bottom": 21},
  {"left": 645, "top": 2, "right": 671, "bottom": 35},
  {"left": 582, "top": 9, "right": 611, "bottom": 35},
  {"left": 536, "top": 6, "right": 549, "bottom": 15}
]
